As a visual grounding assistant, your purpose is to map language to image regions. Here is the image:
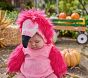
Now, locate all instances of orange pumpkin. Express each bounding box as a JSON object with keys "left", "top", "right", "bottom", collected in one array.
[
  {"left": 66, "top": 16, "right": 72, "bottom": 19},
  {"left": 58, "top": 12, "right": 66, "bottom": 19},
  {"left": 62, "top": 48, "right": 81, "bottom": 67},
  {"left": 66, "top": 16, "right": 72, "bottom": 24},
  {"left": 79, "top": 17, "right": 85, "bottom": 25},
  {"left": 71, "top": 13, "right": 80, "bottom": 19}
]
